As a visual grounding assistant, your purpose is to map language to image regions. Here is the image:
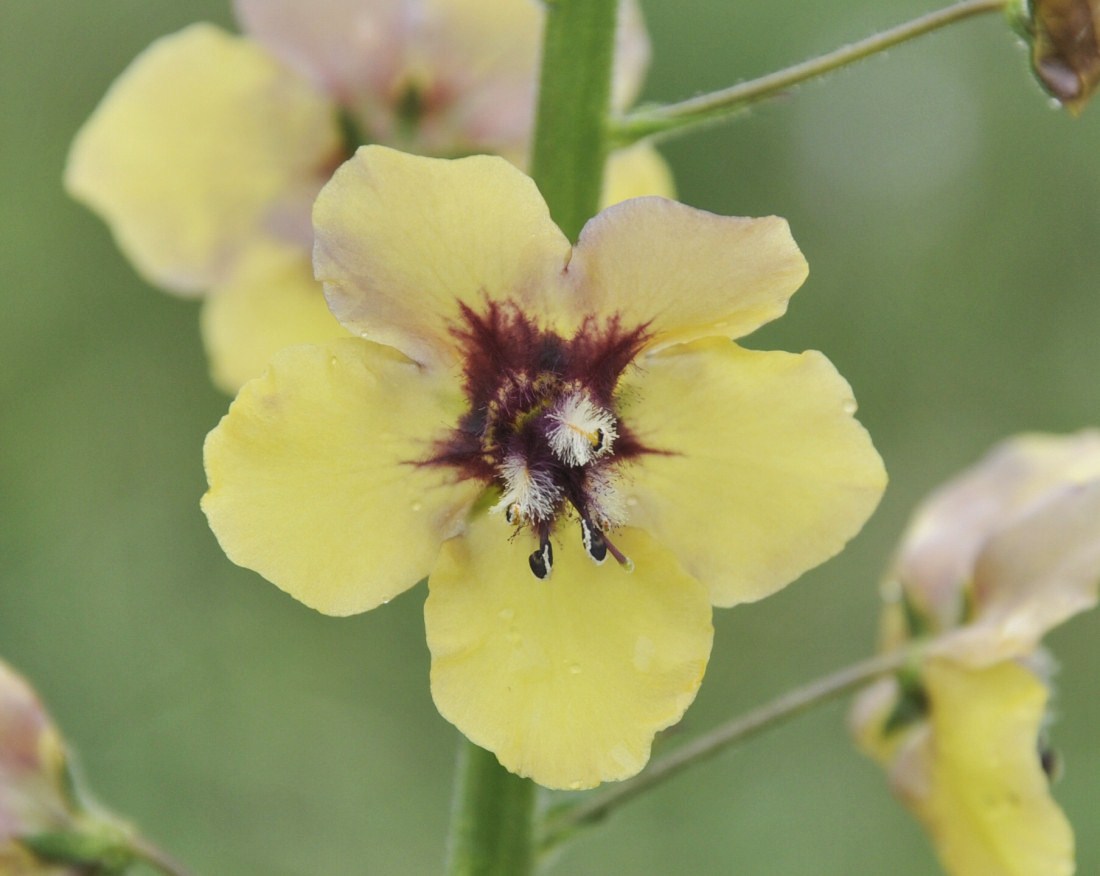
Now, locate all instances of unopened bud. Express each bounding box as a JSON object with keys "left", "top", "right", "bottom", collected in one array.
[{"left": 1018, "top": 0, "right": 1100, "bottom": 113}]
